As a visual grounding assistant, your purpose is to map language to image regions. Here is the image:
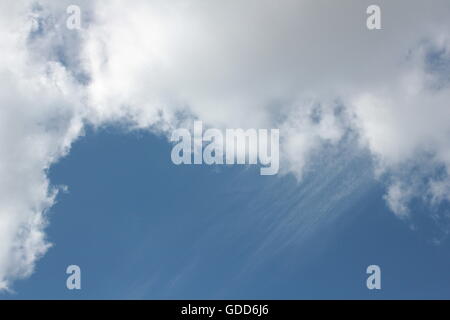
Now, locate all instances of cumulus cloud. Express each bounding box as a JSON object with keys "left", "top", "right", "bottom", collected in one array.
[
  {"left": 0, "top": 0, "right": 450, "bottom": 289},
  {"left": 0, "top": 0, "right": 87, "bottom": 289}
]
